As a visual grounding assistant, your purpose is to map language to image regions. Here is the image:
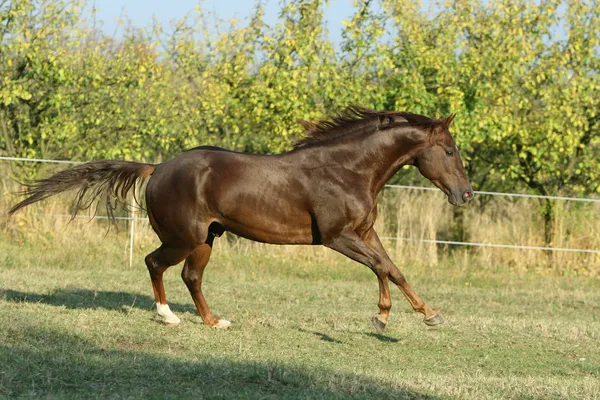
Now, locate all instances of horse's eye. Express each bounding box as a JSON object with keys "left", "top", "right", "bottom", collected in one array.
[{"left": 445, "top": 150, "right": 454, "bottom": 156}]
